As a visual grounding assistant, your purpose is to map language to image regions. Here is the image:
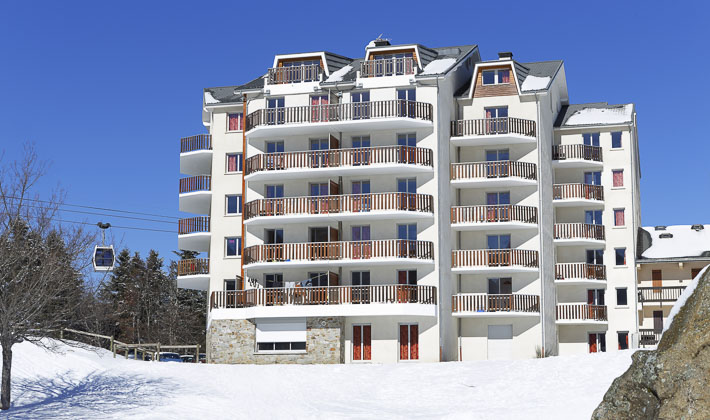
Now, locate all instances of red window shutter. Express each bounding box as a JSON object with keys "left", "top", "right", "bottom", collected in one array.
[
  {"left": 353, "top": 326, "right": 362, "bottom": 361},
  {"left": 409, "top": 325, "right": 419, "bottom": 360},
  {"left": 228, "top": 113, "right": 242, "bottom": 131},
  {"left": 399, "top": 324, "right": 409, "bottom": 360},
  {"left": 589, "top": 334, "right": 597, "bottom": 353},
  {"left": 363, "top": 325, "right": 371, "bottom": 361},
  {"left": 615, "top": 209, "right": 625, "bottom": 226},
  {"left": 613, "top": 170, "right": 623, "bottom": 187},
  {"left": 227, "top": 155, "right": 236, "bottom": 172}
]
